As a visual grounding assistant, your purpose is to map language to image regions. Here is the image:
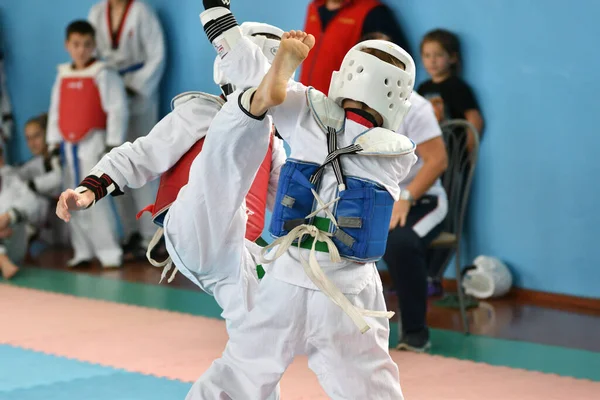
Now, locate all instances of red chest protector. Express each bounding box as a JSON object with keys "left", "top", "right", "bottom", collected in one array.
[
  {"left": 58, "top": 61, "right": 108, "bottom": 143},
  {"left": 300, "top": 0, "right": 381, "bottom": 93},
  {"left": 138, "top": 119, "right": 273, "bottom": 243}
]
